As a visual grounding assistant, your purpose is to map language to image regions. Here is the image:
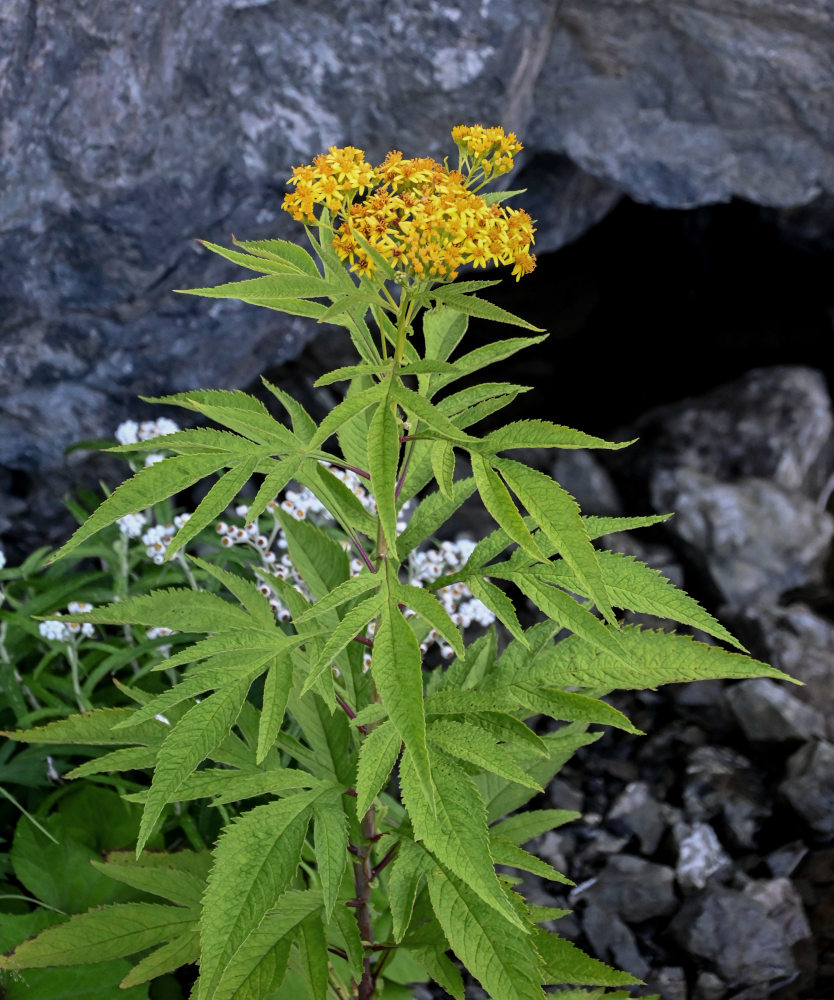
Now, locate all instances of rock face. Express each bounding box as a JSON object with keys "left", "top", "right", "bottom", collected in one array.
[{"left": 2, "top": 0, "right": 834, "bottom": 551}]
